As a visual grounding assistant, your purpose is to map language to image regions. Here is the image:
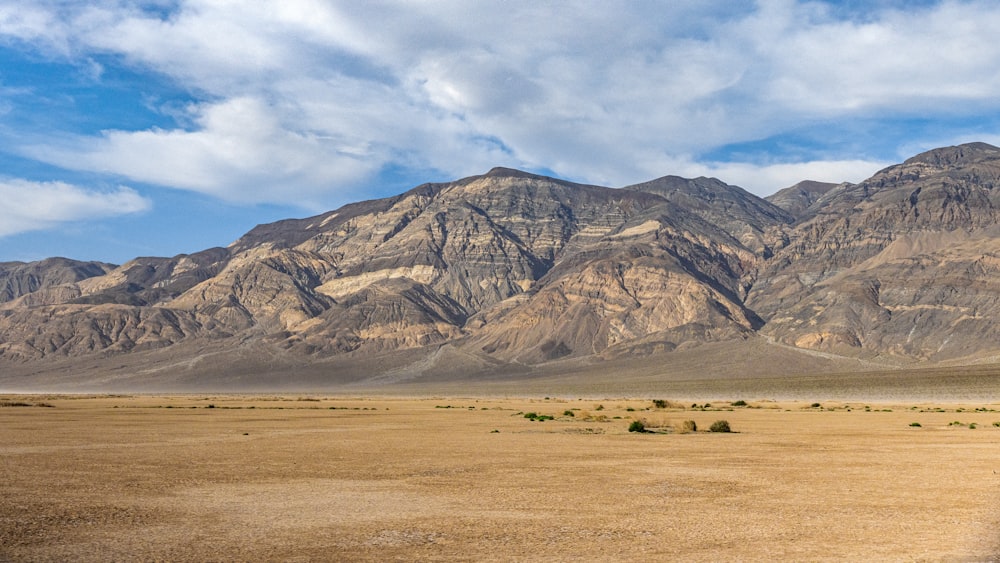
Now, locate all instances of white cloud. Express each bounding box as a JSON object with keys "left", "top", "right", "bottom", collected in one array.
[
  {"left": 0, "top": 179, "right": 150, "bottom": 237},
  {"left": 666, "top": 158, "right": 893, "bottom": 196},
  {"left": 24, "top": 96, "right": 380, "bottom": 207},
  {"left": 757, "top": 1, "right": 1000, "bottom": 114},
  {"left": 3, "top": 0, "right": 1000, "bottom": 206}
]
